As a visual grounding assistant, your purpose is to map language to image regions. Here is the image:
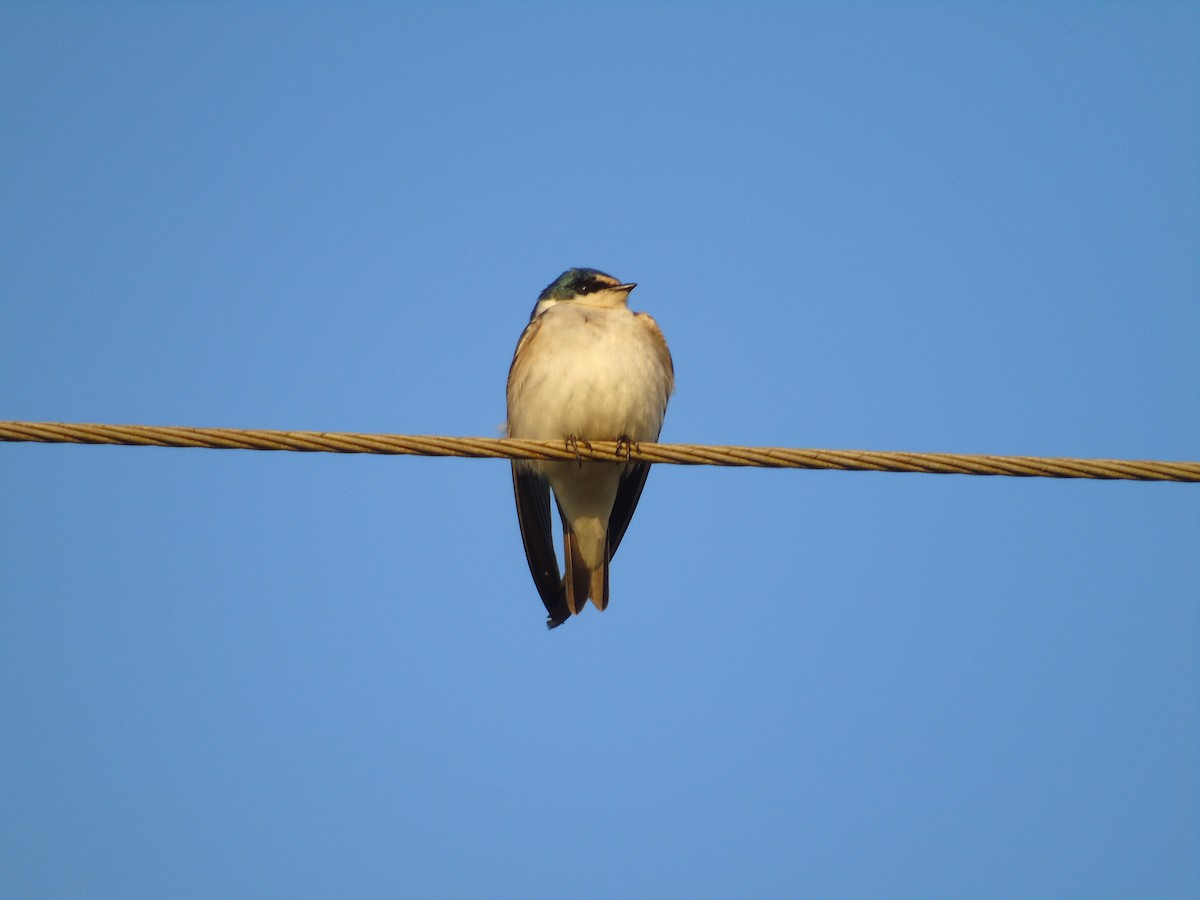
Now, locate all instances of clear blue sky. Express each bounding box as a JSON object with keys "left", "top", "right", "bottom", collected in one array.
[{"left": 2, "top": 3, "right": 1197, "bottom": 897}]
